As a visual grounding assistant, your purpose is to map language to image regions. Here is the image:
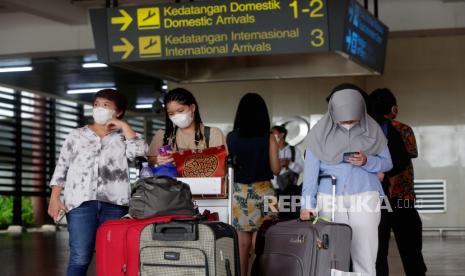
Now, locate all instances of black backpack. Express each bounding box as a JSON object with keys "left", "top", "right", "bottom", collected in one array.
[
  {"left": 276, "top": 146, "right": 302, "bottom": 220},
  {"left": 275, "top": 146, "right": 299, "bottom": 191}
]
